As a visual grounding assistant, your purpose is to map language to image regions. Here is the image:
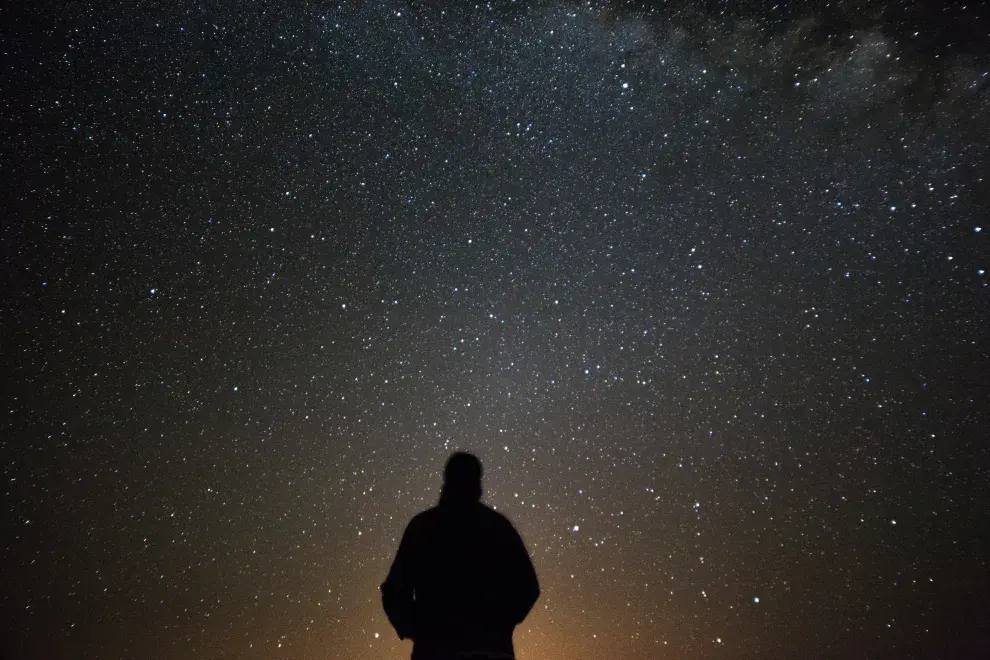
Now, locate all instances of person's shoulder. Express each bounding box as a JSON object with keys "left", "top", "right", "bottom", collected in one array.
[
  {"left": 409, "top": 505, "right": 444, "bottom": 528},
  {"left": 411, "top": 506, "right": 435, "bottom": 521},
  {"left": 478, "top": 502, "right": 517, "bottom": 528},
  {"left": 397, "top": 508, "right": 435, "bottom": 544}
]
